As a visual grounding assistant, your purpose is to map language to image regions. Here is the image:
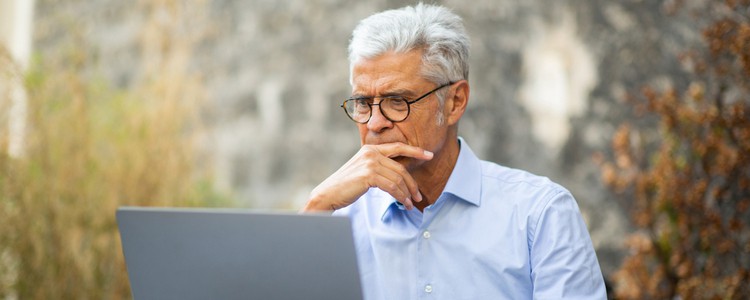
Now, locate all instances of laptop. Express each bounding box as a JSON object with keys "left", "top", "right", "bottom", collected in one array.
[{"left": 116, "top": 207, "right": 363, "bottom": 300}]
